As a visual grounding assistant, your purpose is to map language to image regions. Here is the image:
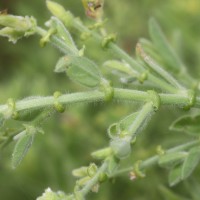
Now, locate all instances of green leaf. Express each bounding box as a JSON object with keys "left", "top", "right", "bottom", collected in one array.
[
  {"left": 159, "top": 185, "right": 187, "bottom": 200},
  {"left": 66, "top": 56, "right": 101, "bottom": 87},
  {"left": 168, "top": 164, "right": 182, "bottom": 187},
  {"left": 16, "top": 109, "right": 43, "bottom": 122},
  {"left": 0, "top": 113, "right": 5, "bottom": 128},
  {"left": 54, "top": 55, "right": 72, "bottom": 73},
  {"left": 181, "top": 146, "right": 200, "bottom": 180},
  {"left": 158, "top": 152, "right": 187, "bottom": 168},
  {"left": 149, "top": 18, "right": 183, "bottom": 73},
  {"left": 170, "top": 115, "right": 200, "bottom": 136},
  {"left": 106, "top": 156, "right": 119, "bottom": 175},
  {"left": 12, "top": 133, "right": 34, "bottom": 168},
  {"left": 108, "top": 112, "right": 138, "bottom": 139}
]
